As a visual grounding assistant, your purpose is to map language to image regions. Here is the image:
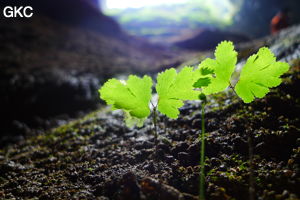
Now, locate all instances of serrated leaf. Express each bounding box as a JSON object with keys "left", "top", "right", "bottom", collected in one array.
[
  {"left": 99, "top": 75, "right": 152, "bottom": 122},
  {"left": 200, "top": 41, "right": 237, "bottom": 95},
  {"left": 156, "top": 66, "right": 200, "bottom": 119},
  {"left": 200, "top": 67, "right": 214, "bottom": 75},
  {"left": 235, "top": 47, "right": 289, "bottom": 103},
  {"left": 124, "top": 111, "right": 146, "bottom": 128},
  {"left": 193, "top": 77, "right": 211, "bottom": 88}
]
